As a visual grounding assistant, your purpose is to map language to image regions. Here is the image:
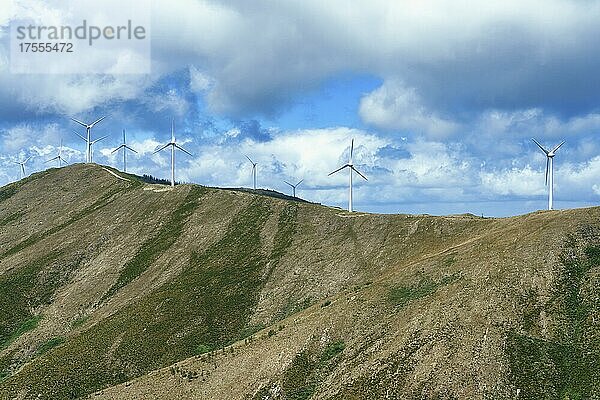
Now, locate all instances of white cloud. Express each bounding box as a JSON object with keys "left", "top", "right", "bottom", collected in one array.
[
  {"left": 3, "top": 0, "right": 600, "bottom": 117},
  {"left": 1, "top": 123, "right": 62, "bottom": 152},
  {"left": 142, "top": 89, "right": 189, "bottom": 116},
  {"left": 189, "top": 66, "right": 214, "bottom": 92},
  {"left": 480, "top": 166, "right": 545, "bottom": 197},
  {"left": 183, "top": 127, "right": 387, "bottom": 188},
  {"left": 480, "top": 155, "right": 600, "bottom": 201},
  {"left": 358, "top": 80, "right": 459, "bottom": 138}
]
